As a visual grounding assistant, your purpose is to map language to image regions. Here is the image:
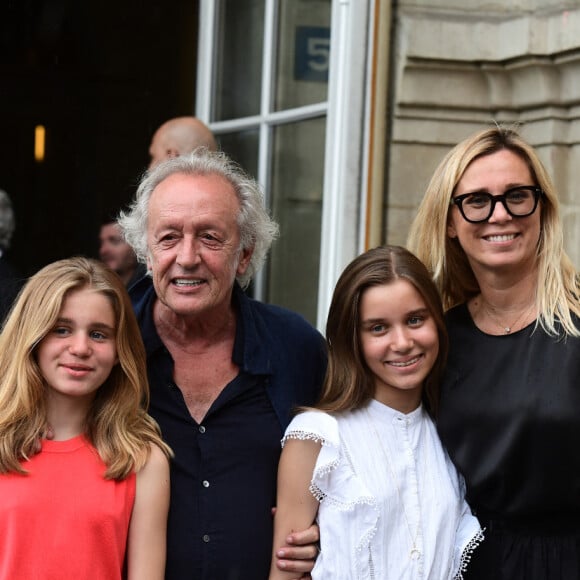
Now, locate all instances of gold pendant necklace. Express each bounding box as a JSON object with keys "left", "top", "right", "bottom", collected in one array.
[
  {"left": 365, "top": 406, "right": 425, "bottom": 561},
  {"left": 482, "top": 302, "right": 534, "bottom": 334}
]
